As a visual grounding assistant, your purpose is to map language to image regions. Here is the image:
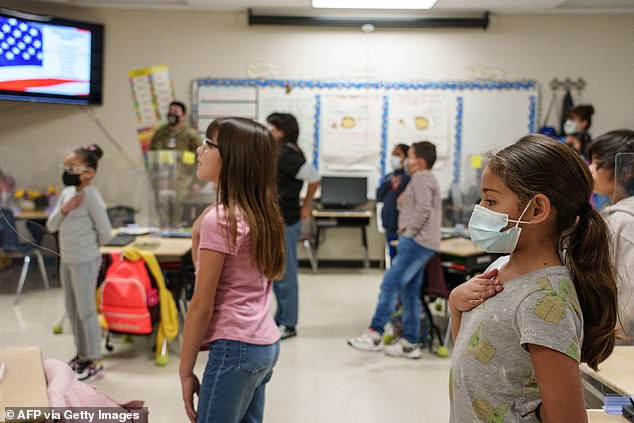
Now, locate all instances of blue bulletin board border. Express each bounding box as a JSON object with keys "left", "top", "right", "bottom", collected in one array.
[
  {"left": 453, "top": 97, "right": 464, "bottom": 184},
  {"left": 195, "top": 78, "right": 537, "bottom": 91},
  {"left": 194, "top": 78, "right": 537, "bottom": 184},
  {"left": 528, "top": 95, "right": 537, "bottom": 134},
  {"left": 380, "top": 95, "right": 390, "bottom": 177},
  {"left": 313, "top": 94, "right": 321, "bottom": 170}
]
